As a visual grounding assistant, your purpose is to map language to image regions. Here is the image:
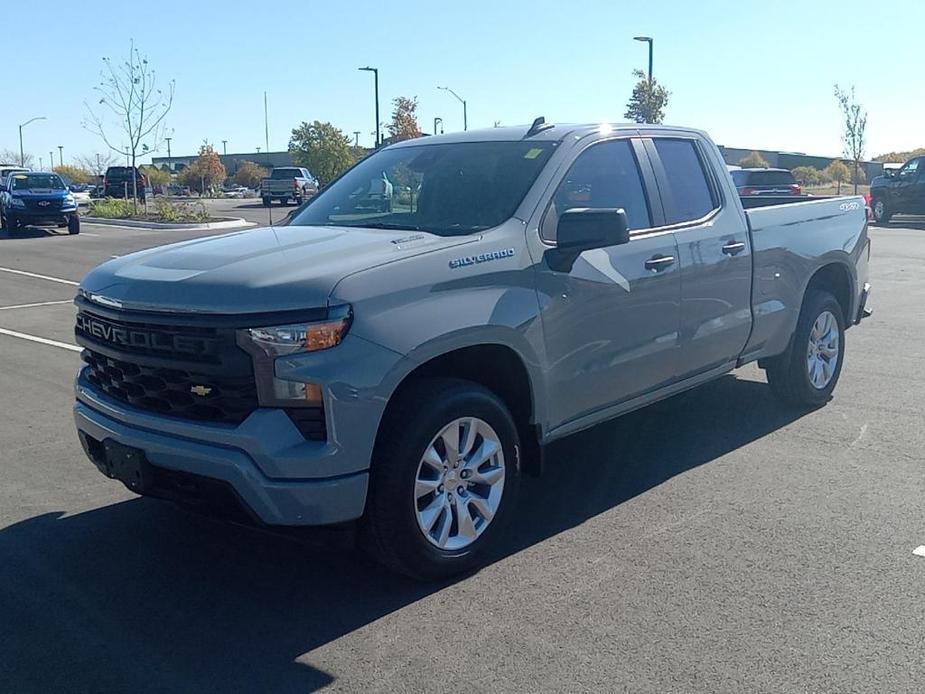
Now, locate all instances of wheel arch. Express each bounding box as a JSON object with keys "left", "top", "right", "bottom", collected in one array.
[
  {"left": 805, "top": 260, "right": 854, "bottom": 324},
  {"left": 375, "top": 338, "right": 544, "bottom": 476}
]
